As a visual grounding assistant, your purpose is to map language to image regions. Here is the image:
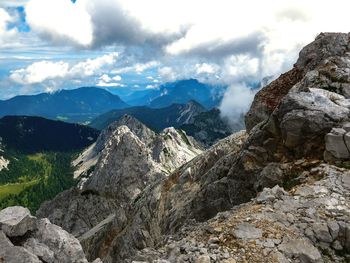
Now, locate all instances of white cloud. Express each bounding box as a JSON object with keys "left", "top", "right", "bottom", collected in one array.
[
  {"left": 112, "top": 75, "right": 122, "bottom": 81},
  {"left": 96, "top": 73, "right": 122, "bottom": 87},
  {"left": 20, "top": 0, "right": 350, "bottom": 87},
  {"left": 195, "top": 63, "right": 218, "bottom": 74},
  {"left": 0, "top": 8, "right": 18, "bottom": 47},
  {"left": 70, "top": 52, "right": 118, "bottom": 77},
  {"left": 9, "top": 52, "right": 119, "bottom": 85},
  {"left": 158, "top": 66, "right": 177, "bottom": 82},
  {"left": 146, "top": 84, "right": 158, "bottom": 89},
  {"left": 99, "top": 74, "right": 112, "bottom": 83},
  {"left": 0, "top": 1, "right": 29, "bottom": 8},
  {"left": 3, "top": 0, "right": 350, "bottom": 100},
  {"left": 96, "top": 81, "right": 125, "bottom": 87},
  {"left": 22, "top": 0, "right": 350, "bottom": 57},
  {"left": 219, "top": 83, "right": 256, "bottom": 126},
  {"left": 112, "top": 60, "right": 159, "bottom": 74},
  {"left": 26, "top": 0, "right": 93, "bottom": 46},
  {"left": 10, "top": 61, "right": 69, "bottom": 84}
]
